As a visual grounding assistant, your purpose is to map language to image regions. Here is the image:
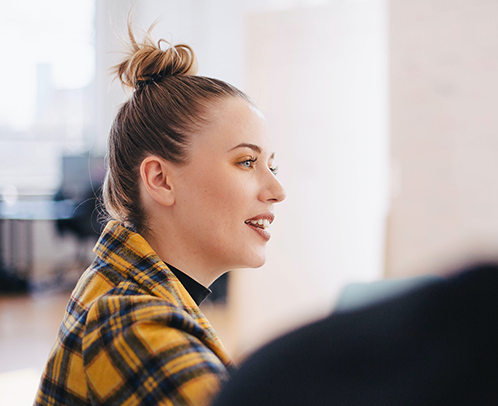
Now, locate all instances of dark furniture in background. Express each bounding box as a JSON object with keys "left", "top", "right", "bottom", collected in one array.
[
  {"left": 0, "top": 154, "right": 105, "bottom": 293},
  {"left": 0, "top": 199, "right": 75, "bottom": 292}
]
